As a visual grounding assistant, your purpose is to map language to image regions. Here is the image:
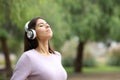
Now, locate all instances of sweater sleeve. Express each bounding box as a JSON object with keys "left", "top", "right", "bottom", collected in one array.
[{"left": 10, "top": 53, "right": 31, "bottom": 80}]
